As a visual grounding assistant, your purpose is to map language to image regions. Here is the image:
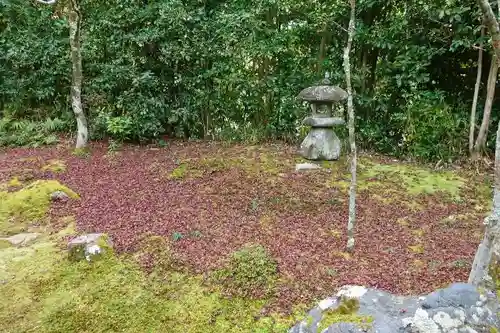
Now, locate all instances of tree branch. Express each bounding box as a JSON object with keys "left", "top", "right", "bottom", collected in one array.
[
  {"left": 34, "top": 0, "right": 57, "bottom": 4},
  {"left": 477, "top": 0, "right": 500, "bottom": 64}
]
